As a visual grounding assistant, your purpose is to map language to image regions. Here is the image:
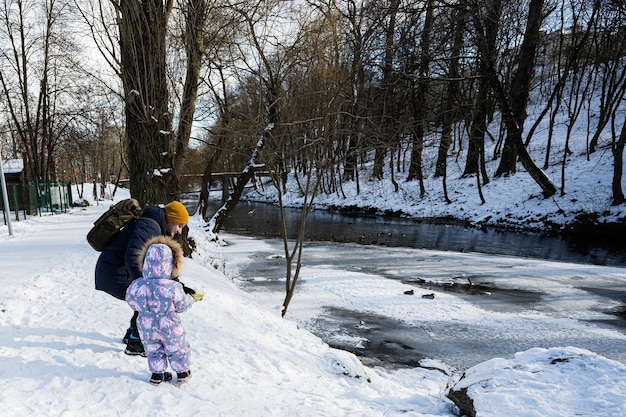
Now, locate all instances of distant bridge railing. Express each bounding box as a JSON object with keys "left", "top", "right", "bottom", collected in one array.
[{"left": 181, "top": 170, "right": 273, "bottom": 203}]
